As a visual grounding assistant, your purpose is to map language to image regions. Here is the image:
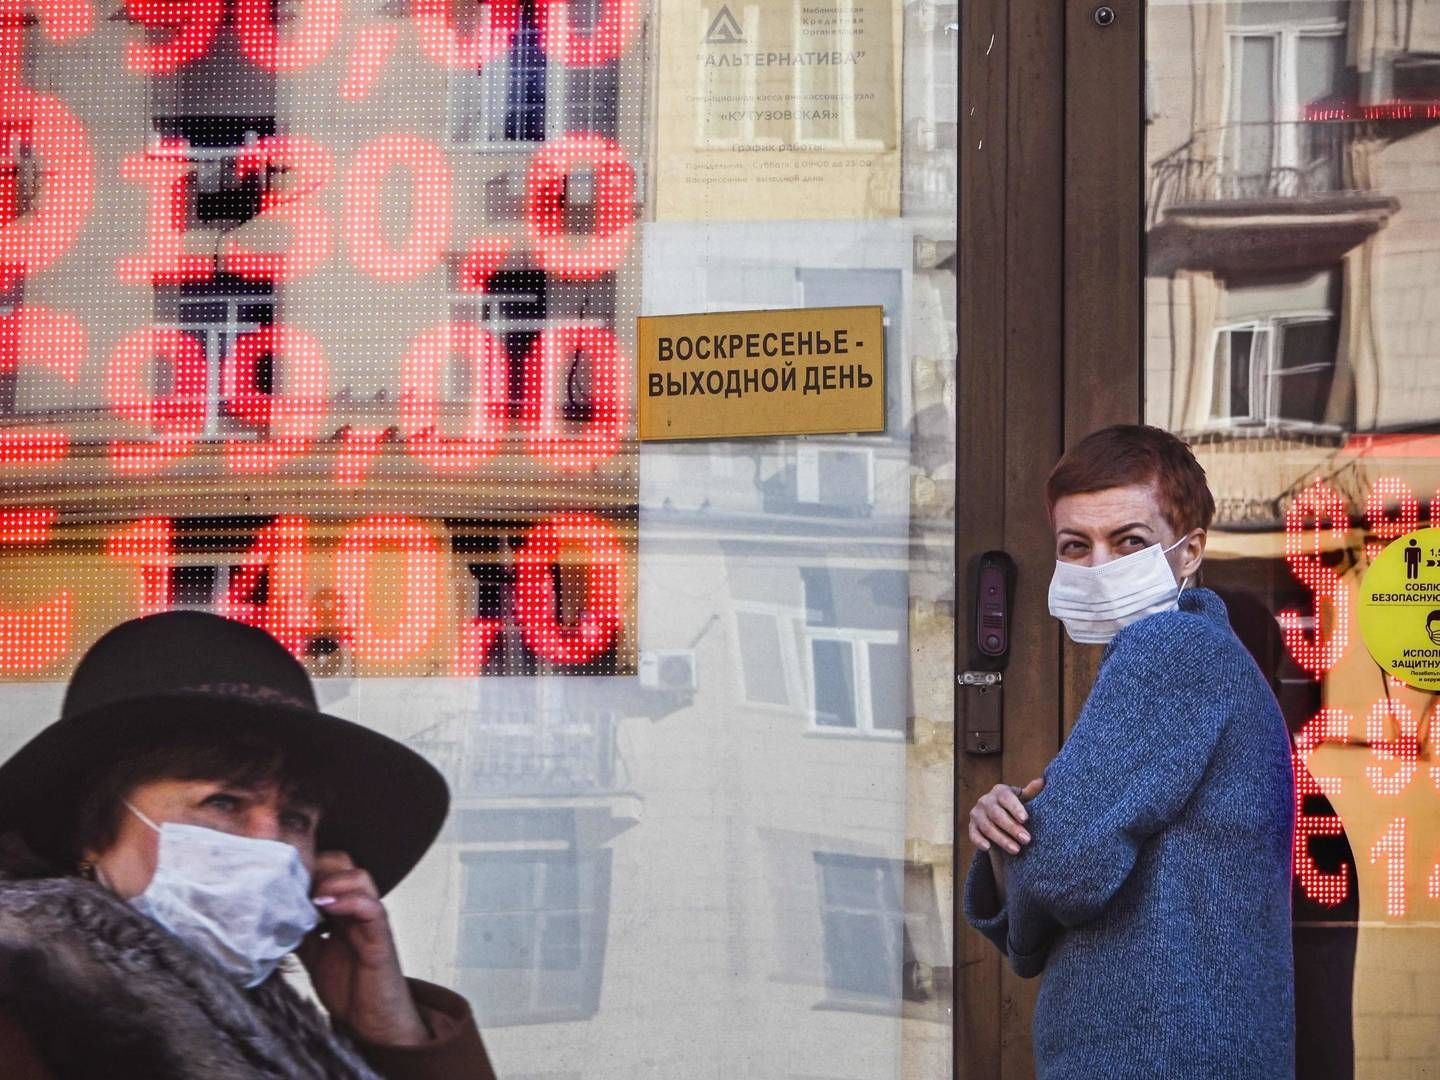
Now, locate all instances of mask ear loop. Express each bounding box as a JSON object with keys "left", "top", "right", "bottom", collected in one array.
[
  {"left": 123, "top": 800, "right": 163, "bottom": 834},
  {"left": 1164, "top": 532, "right": 1198, "bottom": 594}
]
